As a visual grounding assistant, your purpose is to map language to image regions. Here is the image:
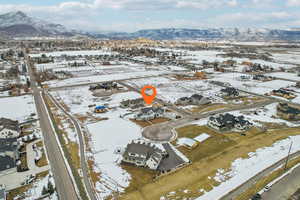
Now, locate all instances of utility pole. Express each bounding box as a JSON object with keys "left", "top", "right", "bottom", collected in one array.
[{"left": 284, "top": 141, "right": 293, "bottom": 171}]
